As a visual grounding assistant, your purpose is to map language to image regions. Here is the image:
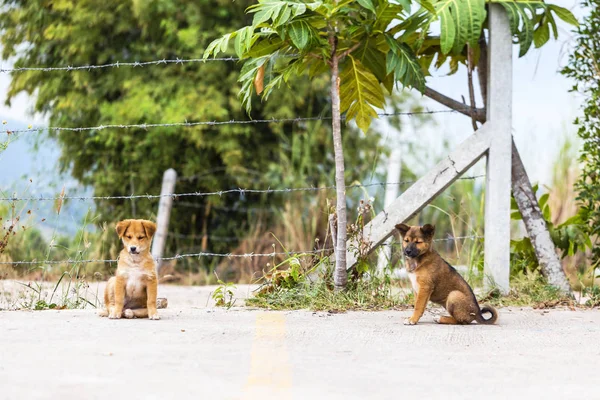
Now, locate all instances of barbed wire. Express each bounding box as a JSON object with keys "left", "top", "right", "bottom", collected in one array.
[
  {"left": 5, "top": 109, "right": 462, "bottom": 135},
  {"left": 0, "top": 248, "right": 332, "bottom": 266},
  {"left": 0, "top": 57, "right": 240, "bottom": 73},
  {"left": 1, "top": 235, "right": 483, "bottom": 265},
  {"left": 170, "top": 233, "right": 482, "bottom": 243},
  {"left": 0, "top": 175, "right": 485, "bottom": 202}
]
